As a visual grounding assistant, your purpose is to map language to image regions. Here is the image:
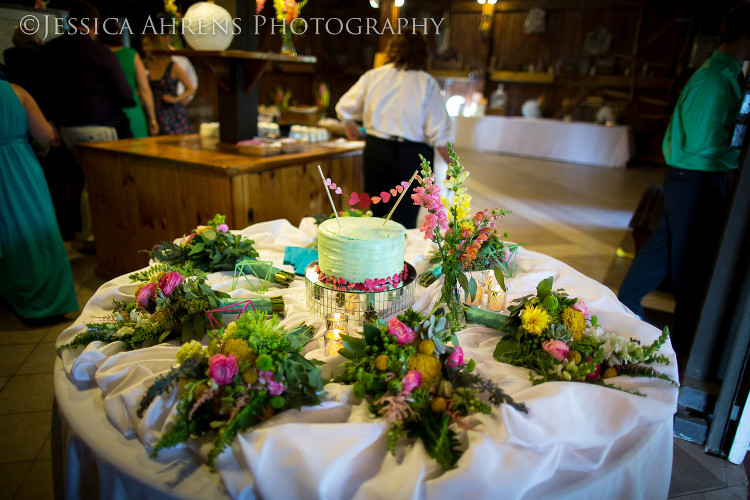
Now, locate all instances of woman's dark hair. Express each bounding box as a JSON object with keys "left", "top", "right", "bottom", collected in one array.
[
  {"left": 385, "top": 28, "right": 428, "bottom": 71},
  {"left": 720, "top": 1, "right": 750, "bottom": 44},
  {"left": 98, "top": 24, "right": 124, "bottom": 47}
]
